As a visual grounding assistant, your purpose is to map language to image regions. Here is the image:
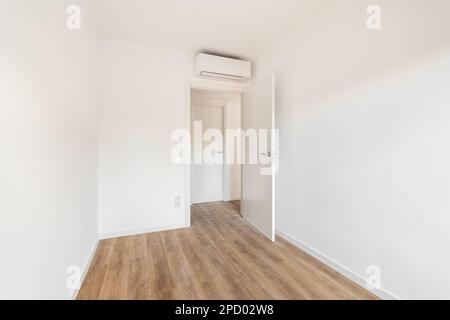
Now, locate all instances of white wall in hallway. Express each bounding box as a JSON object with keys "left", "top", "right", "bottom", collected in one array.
[
  {"left": 97, "top": 41, "right": 193, "bottom": 238},
  {"left": 0, "top": 0, "right": 99, "bottom": 299},
  {"left": 256, "top": 0, "right": 450, "bottom": 299}
]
